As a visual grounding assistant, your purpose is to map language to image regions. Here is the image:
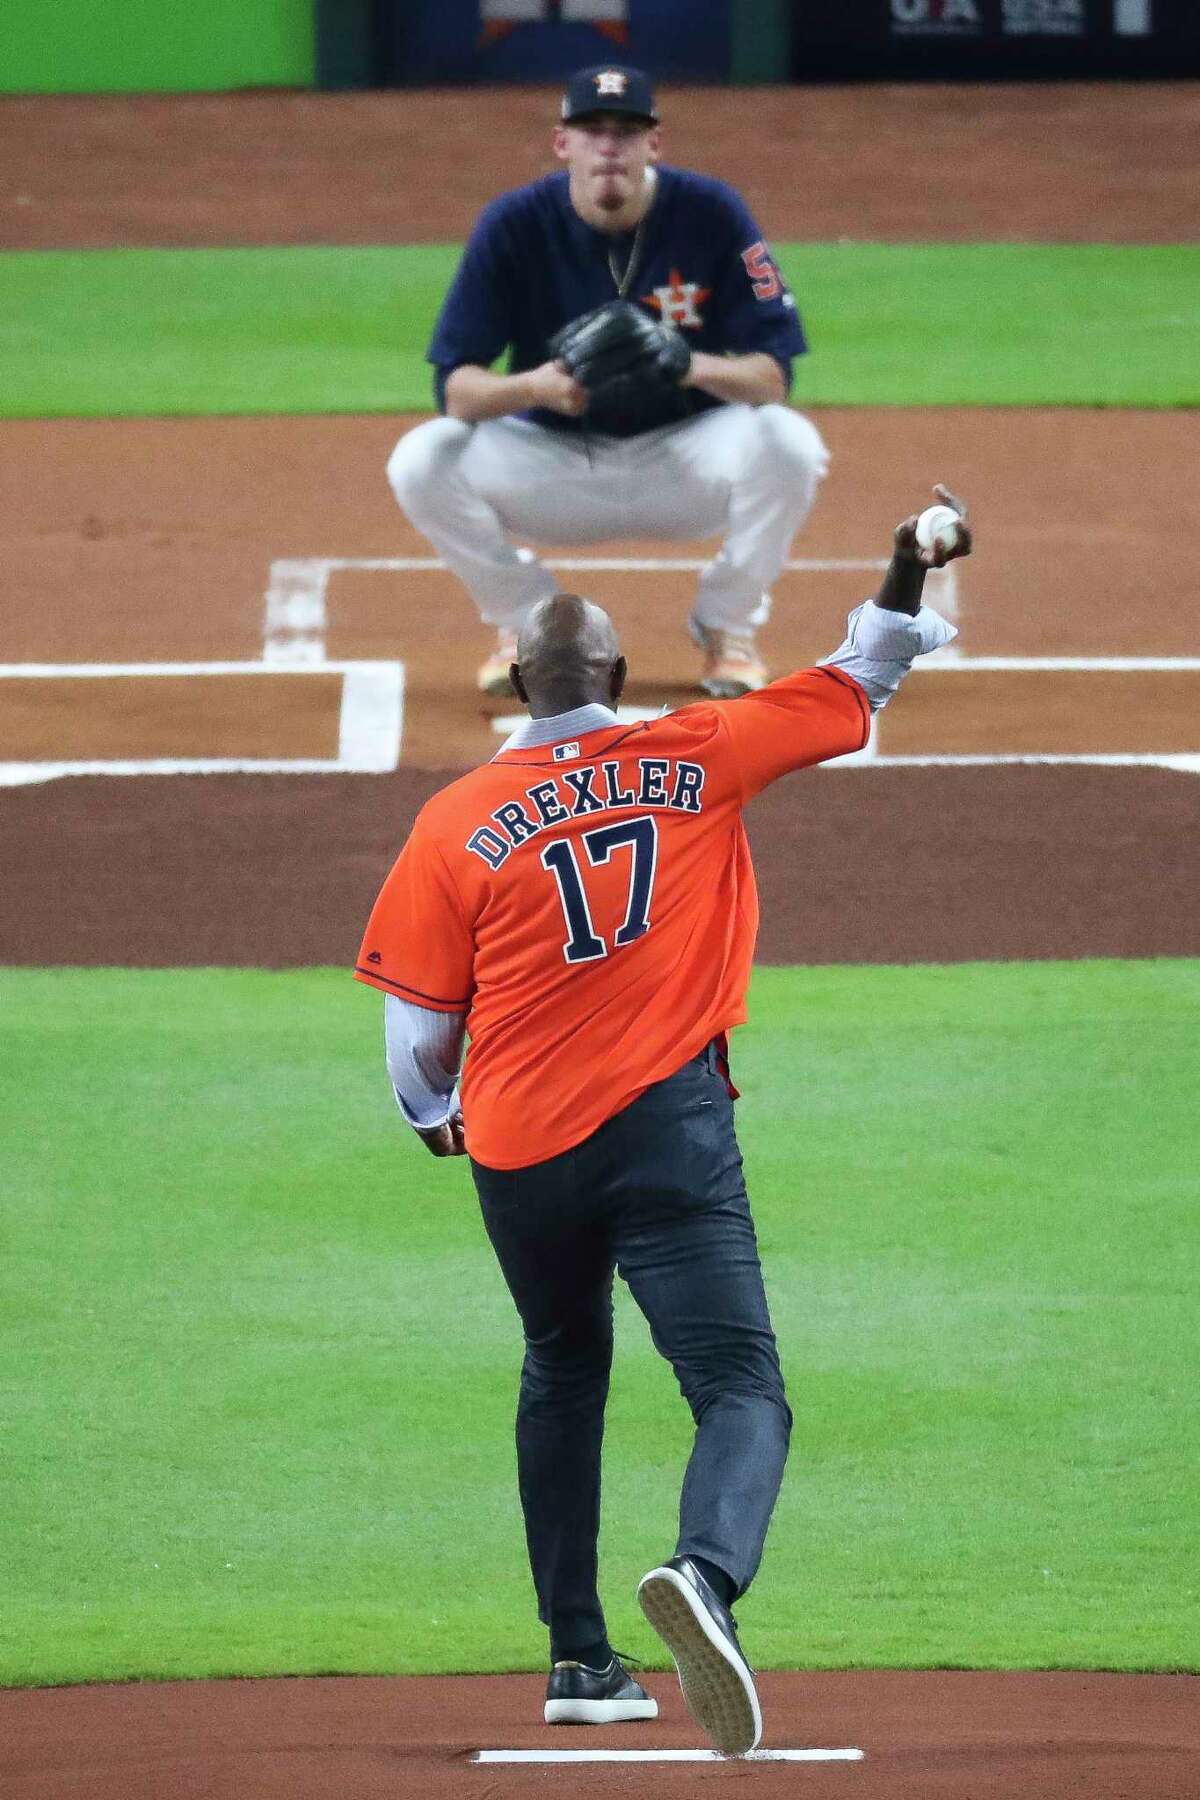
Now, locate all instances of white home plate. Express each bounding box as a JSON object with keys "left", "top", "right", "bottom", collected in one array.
[{"left": 473, "top": 1748, "right": 864, "bottom": 1763}]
